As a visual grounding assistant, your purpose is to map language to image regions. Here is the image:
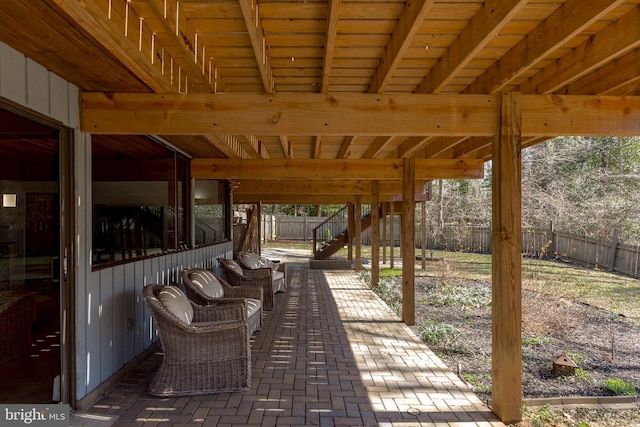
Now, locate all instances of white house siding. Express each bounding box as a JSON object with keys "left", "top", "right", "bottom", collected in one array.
[
  {"left": 0, "top": 42, "right": 79, "bottom": 128},
  {"left": 1, "top": 41, "right": 234, "bottom": 404}
]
